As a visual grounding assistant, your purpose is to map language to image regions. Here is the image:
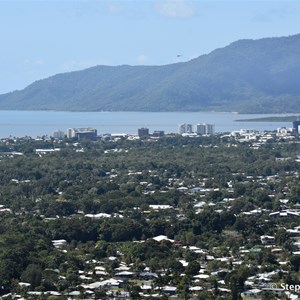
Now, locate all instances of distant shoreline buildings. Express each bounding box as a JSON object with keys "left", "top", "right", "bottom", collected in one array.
[
  {"left": 52, "top": 127, "right": 165, "bottom": 141},
  {"left": 178, "top": 123, "right": 215, "bottom": 135},
  {"left": 53, "top": 128, "right": 98, "bottom": 140},
  {"left": 52, "top": 123, "right": 216, "bottom": 141},
  {"left": 50, "top": 120, "right": 300, "bottom": 142},
  {"left": 67, "top": 128, "right": 97, "bottom": 140}
]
